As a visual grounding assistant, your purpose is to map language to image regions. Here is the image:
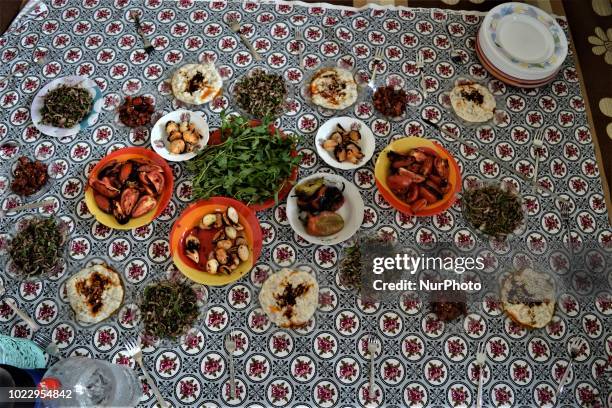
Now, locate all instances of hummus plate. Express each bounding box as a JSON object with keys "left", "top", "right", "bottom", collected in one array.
[{"left": 171, "top": 63, "right": 223, "bottom": 105}]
